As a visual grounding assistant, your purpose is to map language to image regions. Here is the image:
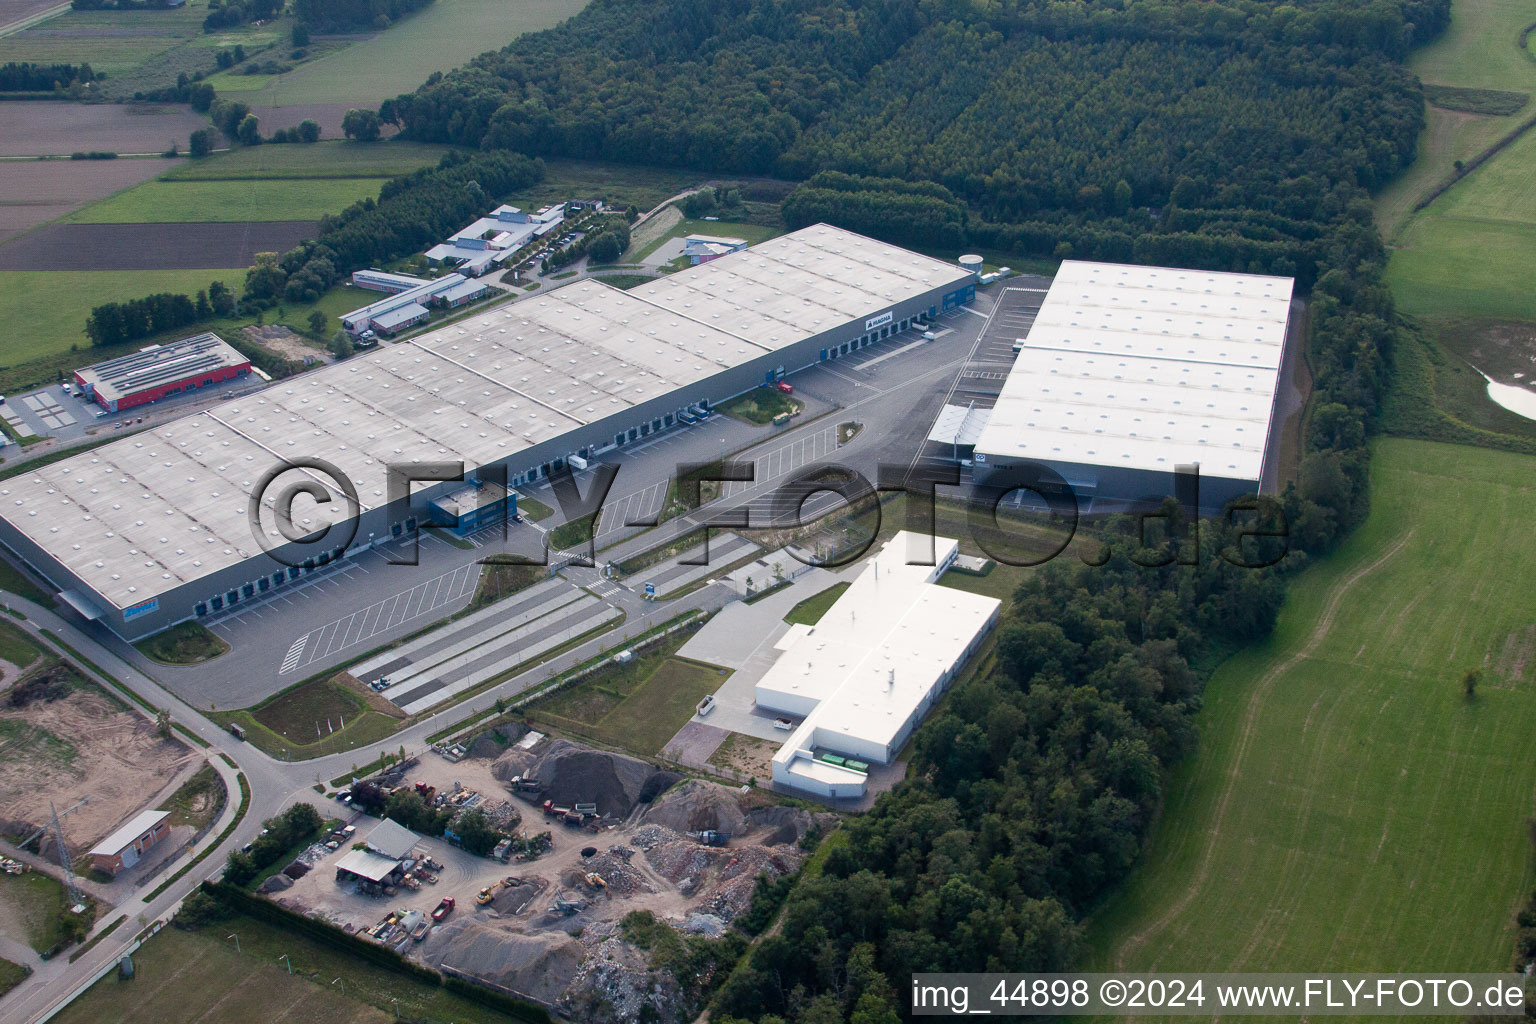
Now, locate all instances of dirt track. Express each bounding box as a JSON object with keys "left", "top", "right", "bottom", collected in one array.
[{"left": 0, "top": 686, "right": 196, "bottom": 851}]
